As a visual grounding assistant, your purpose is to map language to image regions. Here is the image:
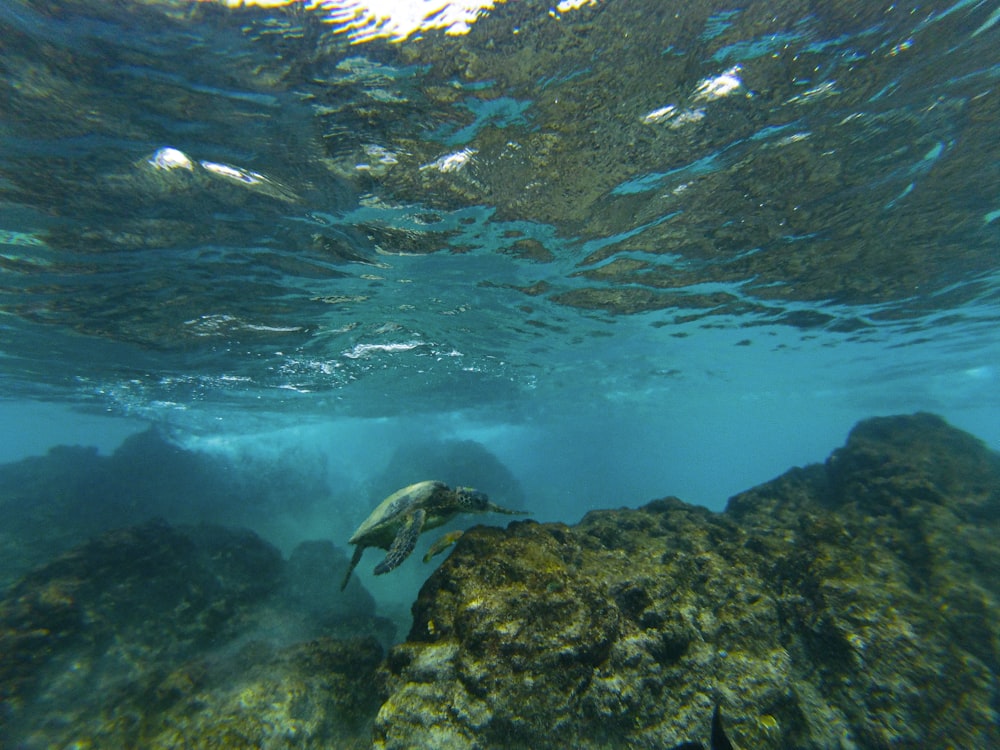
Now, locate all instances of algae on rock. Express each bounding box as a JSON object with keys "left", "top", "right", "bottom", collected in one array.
[
  {"left": 1, "top": 414, "right": 996, "bottom": 748},
  {"left": 376, "top": 413, "right": 999, "bottom": 749},
  {"left": 0, "top": 520, "right": 389, "bottom": 749}
]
